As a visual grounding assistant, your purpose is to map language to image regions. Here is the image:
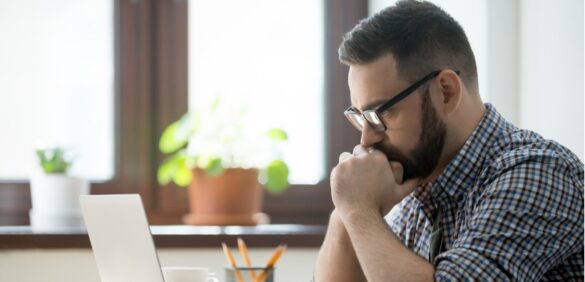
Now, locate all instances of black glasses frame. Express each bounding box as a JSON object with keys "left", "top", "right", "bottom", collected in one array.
[{"left": 344, "top": 69, "right": 460, "bottom": 132}]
